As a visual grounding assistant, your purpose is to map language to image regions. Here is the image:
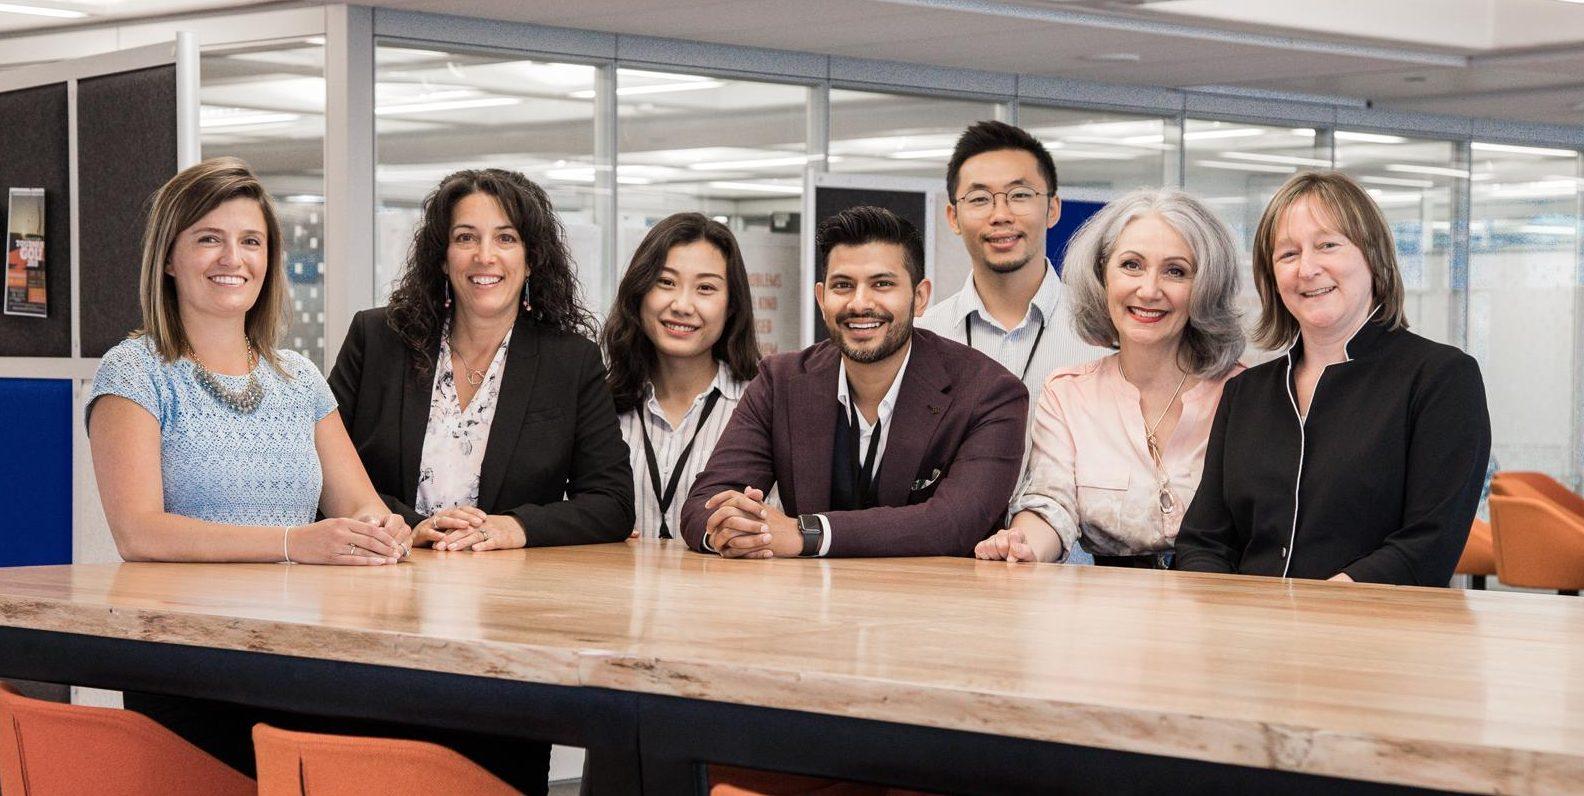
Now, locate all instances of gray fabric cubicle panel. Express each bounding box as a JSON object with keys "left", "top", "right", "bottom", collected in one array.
[
  {"left": 0, "top": 83, "right": 72, "bottom": 357},
  {"left": 78, "top": 65, "right": 178, "bottom": 358}
]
